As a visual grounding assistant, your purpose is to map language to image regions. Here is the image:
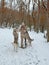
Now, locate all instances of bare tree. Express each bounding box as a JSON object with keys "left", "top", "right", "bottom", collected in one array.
[
  {"left": 9, "top": 0, "right": 13, "bottom": 8},
  {"left": 47, "top": 0, "right": 49, "bottom": 42},
  {"left": 1, "top": 0, "right": 5, "bottom": 26}
]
